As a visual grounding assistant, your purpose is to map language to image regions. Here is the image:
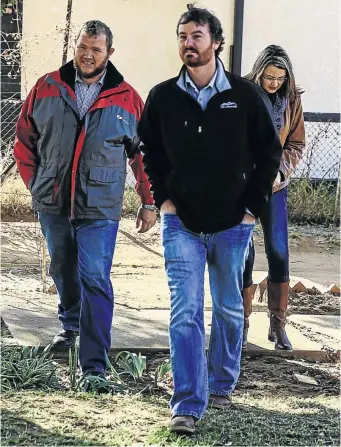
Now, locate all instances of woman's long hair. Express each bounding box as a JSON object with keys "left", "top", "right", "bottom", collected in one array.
[{"left": 245, "top": 45, "right": 304, "bottom": 102}]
